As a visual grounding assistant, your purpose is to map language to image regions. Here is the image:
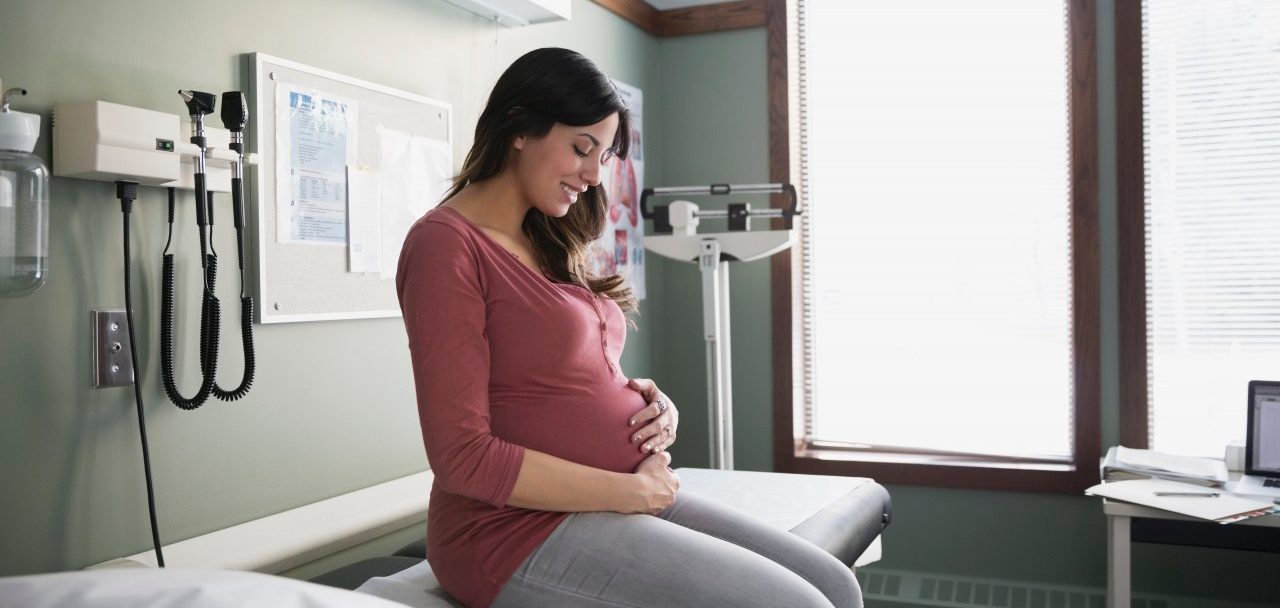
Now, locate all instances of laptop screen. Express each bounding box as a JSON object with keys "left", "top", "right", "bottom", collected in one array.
[{"left": 1248, "top": 381, "right": 1280, "bottom": 476}]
